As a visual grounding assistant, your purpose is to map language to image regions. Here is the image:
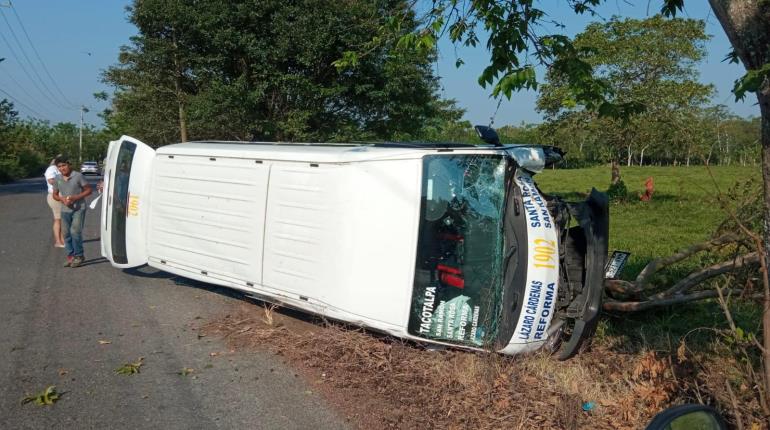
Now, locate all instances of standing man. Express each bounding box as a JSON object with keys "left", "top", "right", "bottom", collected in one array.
[
  {"left": 44, "top": 157, "right": 64, "bottom": 247},
  {"left": 53, "top": 157, "right": 92, "bottom": 268}
]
